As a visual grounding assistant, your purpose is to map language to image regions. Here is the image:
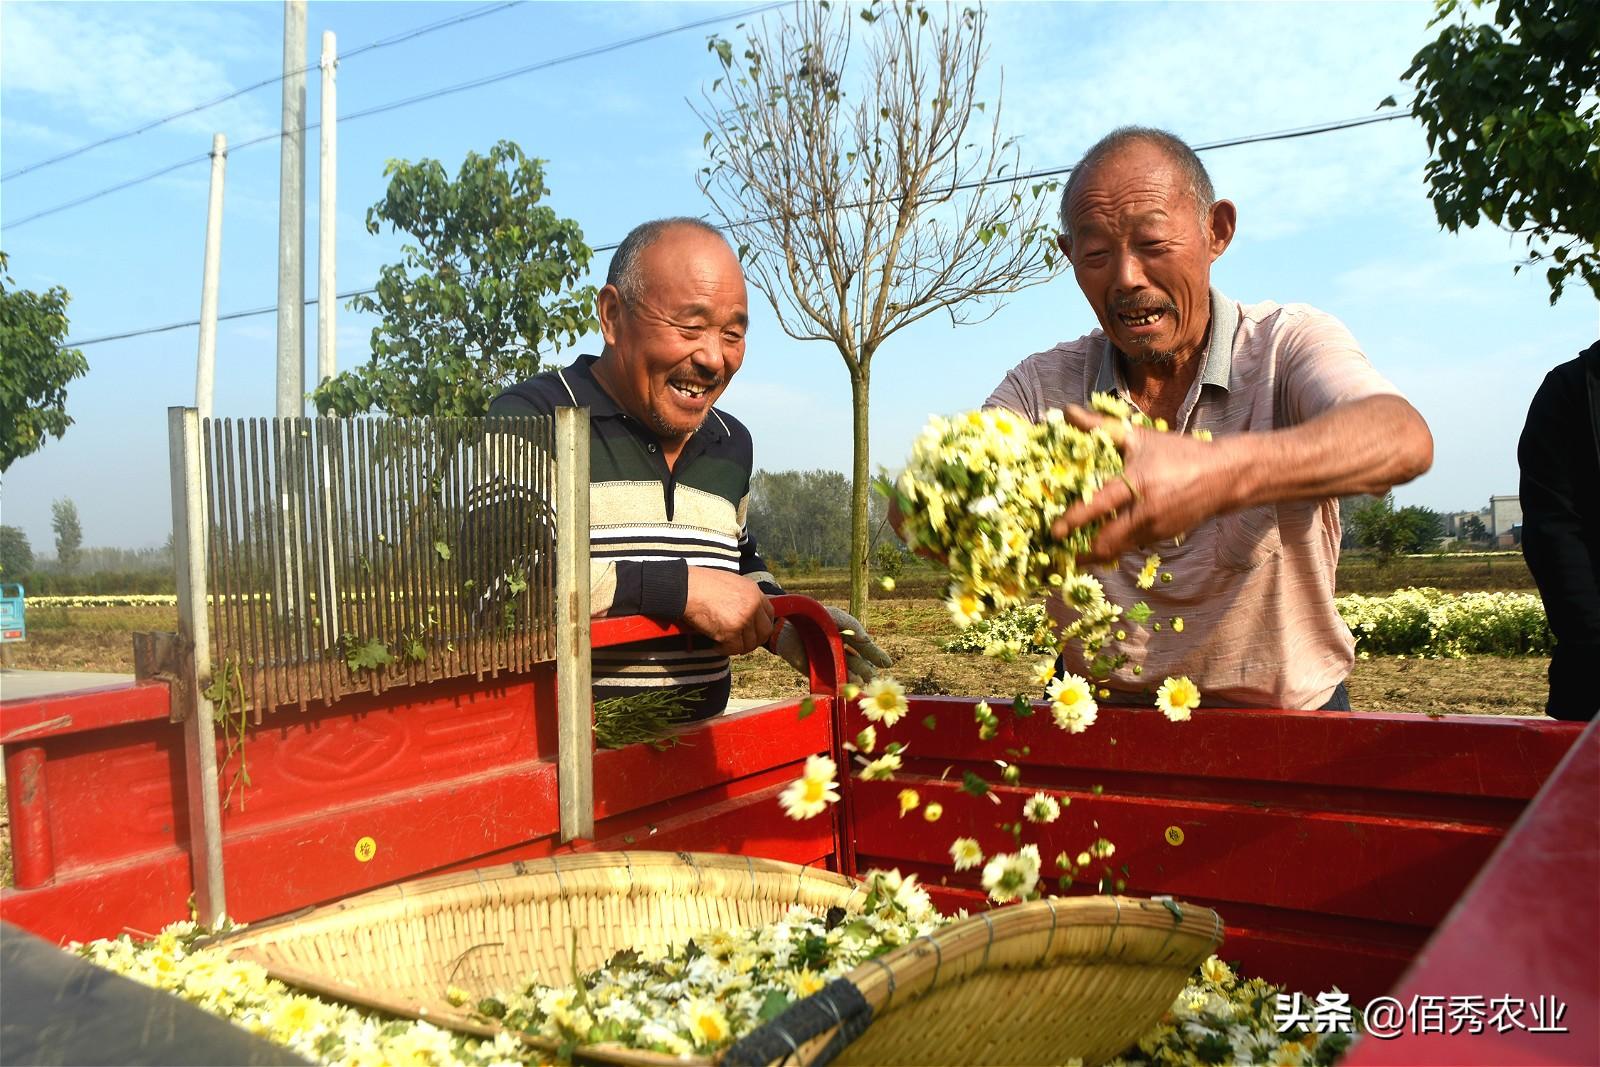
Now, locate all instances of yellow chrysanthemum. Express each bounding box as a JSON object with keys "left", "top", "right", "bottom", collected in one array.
[
  {"left": 1155, "top": 676, "right": 1202, "bottom": 722},
  {"left": 684, "top": 999, "right": 731, "bottom": 1047},
  {"left": 898, "top": 788, "right": 920, "bottom": 816},
  {"left": 779, "top": 754, "right": 840, "bottom": 820},
  {"left": 922, "top": 802, "right": 944, "bottom": 822},
  {"left": 1029, "top": 657, "right": 1058, "bottom": 687},
  {"left": 1137, "top": 553, "right": 1161, "bottom": 590},
  {"left": 946, "top": 587, "right": 984, "bottom": 629},
  {"left": 1200, "top": 956, "right": 1234, "bottom": 987}
]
